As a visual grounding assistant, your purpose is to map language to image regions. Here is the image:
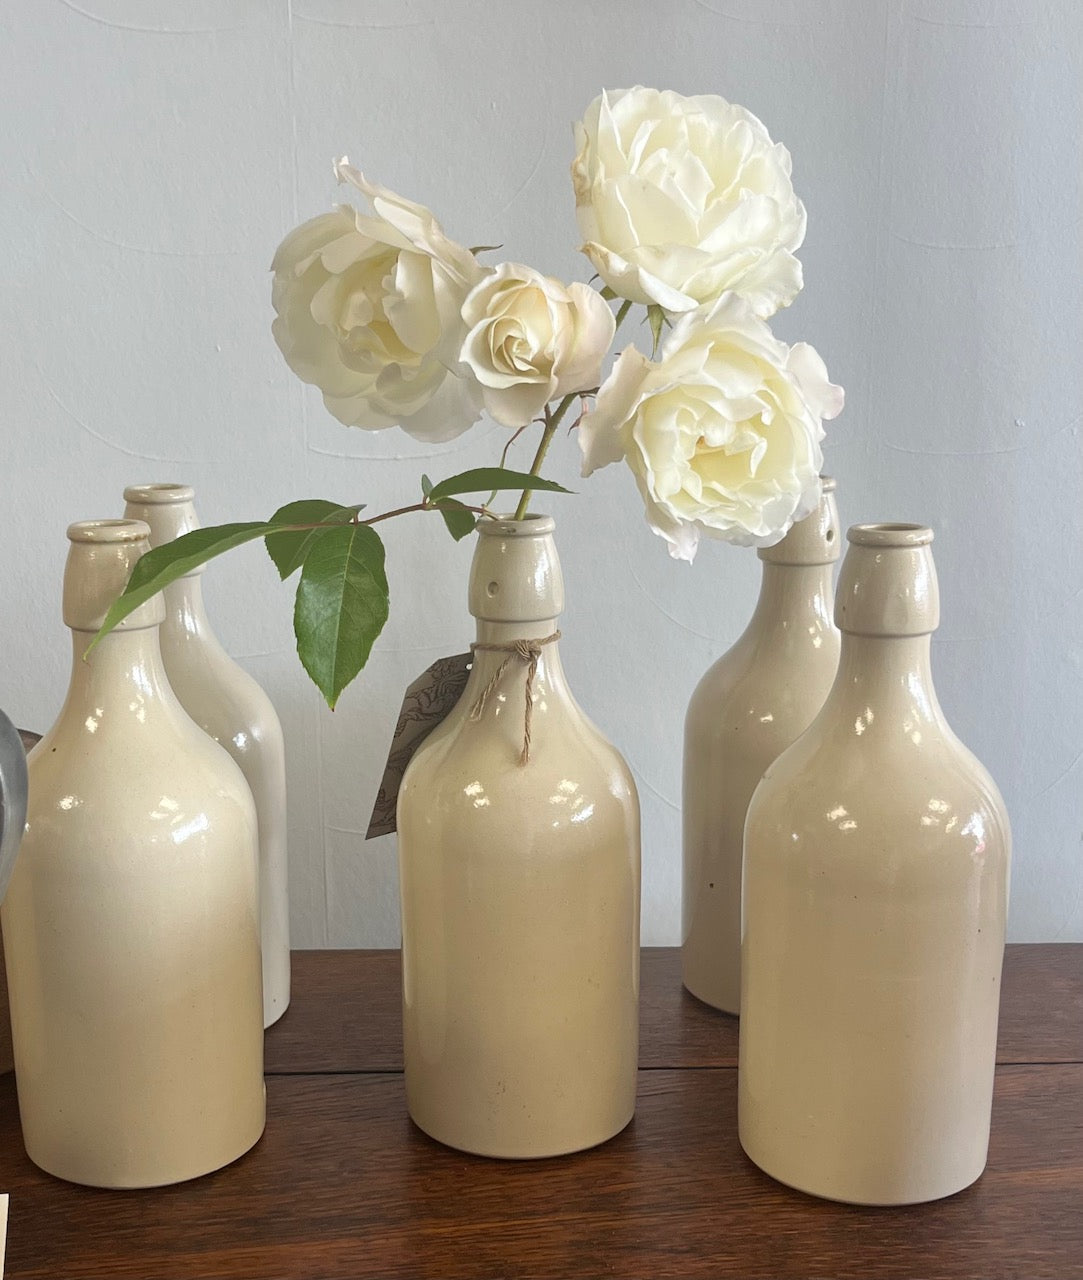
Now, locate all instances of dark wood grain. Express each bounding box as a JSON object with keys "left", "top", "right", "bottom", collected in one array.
[
  {"left": 2, "top": 946, "right": 1078, "bottom": 1278},
  {"left": 2, "top": 1065, "right": 1080, "bottom": 1280},
  {"left": 265, "top": 949, "right": 403, "bottom": 1074},
  {"left": 265, "top": 945, "right": 1083, "bottom": 1075},
  {"left": 997, "top": 942, "right": 1083, "bottom": 1063}
]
